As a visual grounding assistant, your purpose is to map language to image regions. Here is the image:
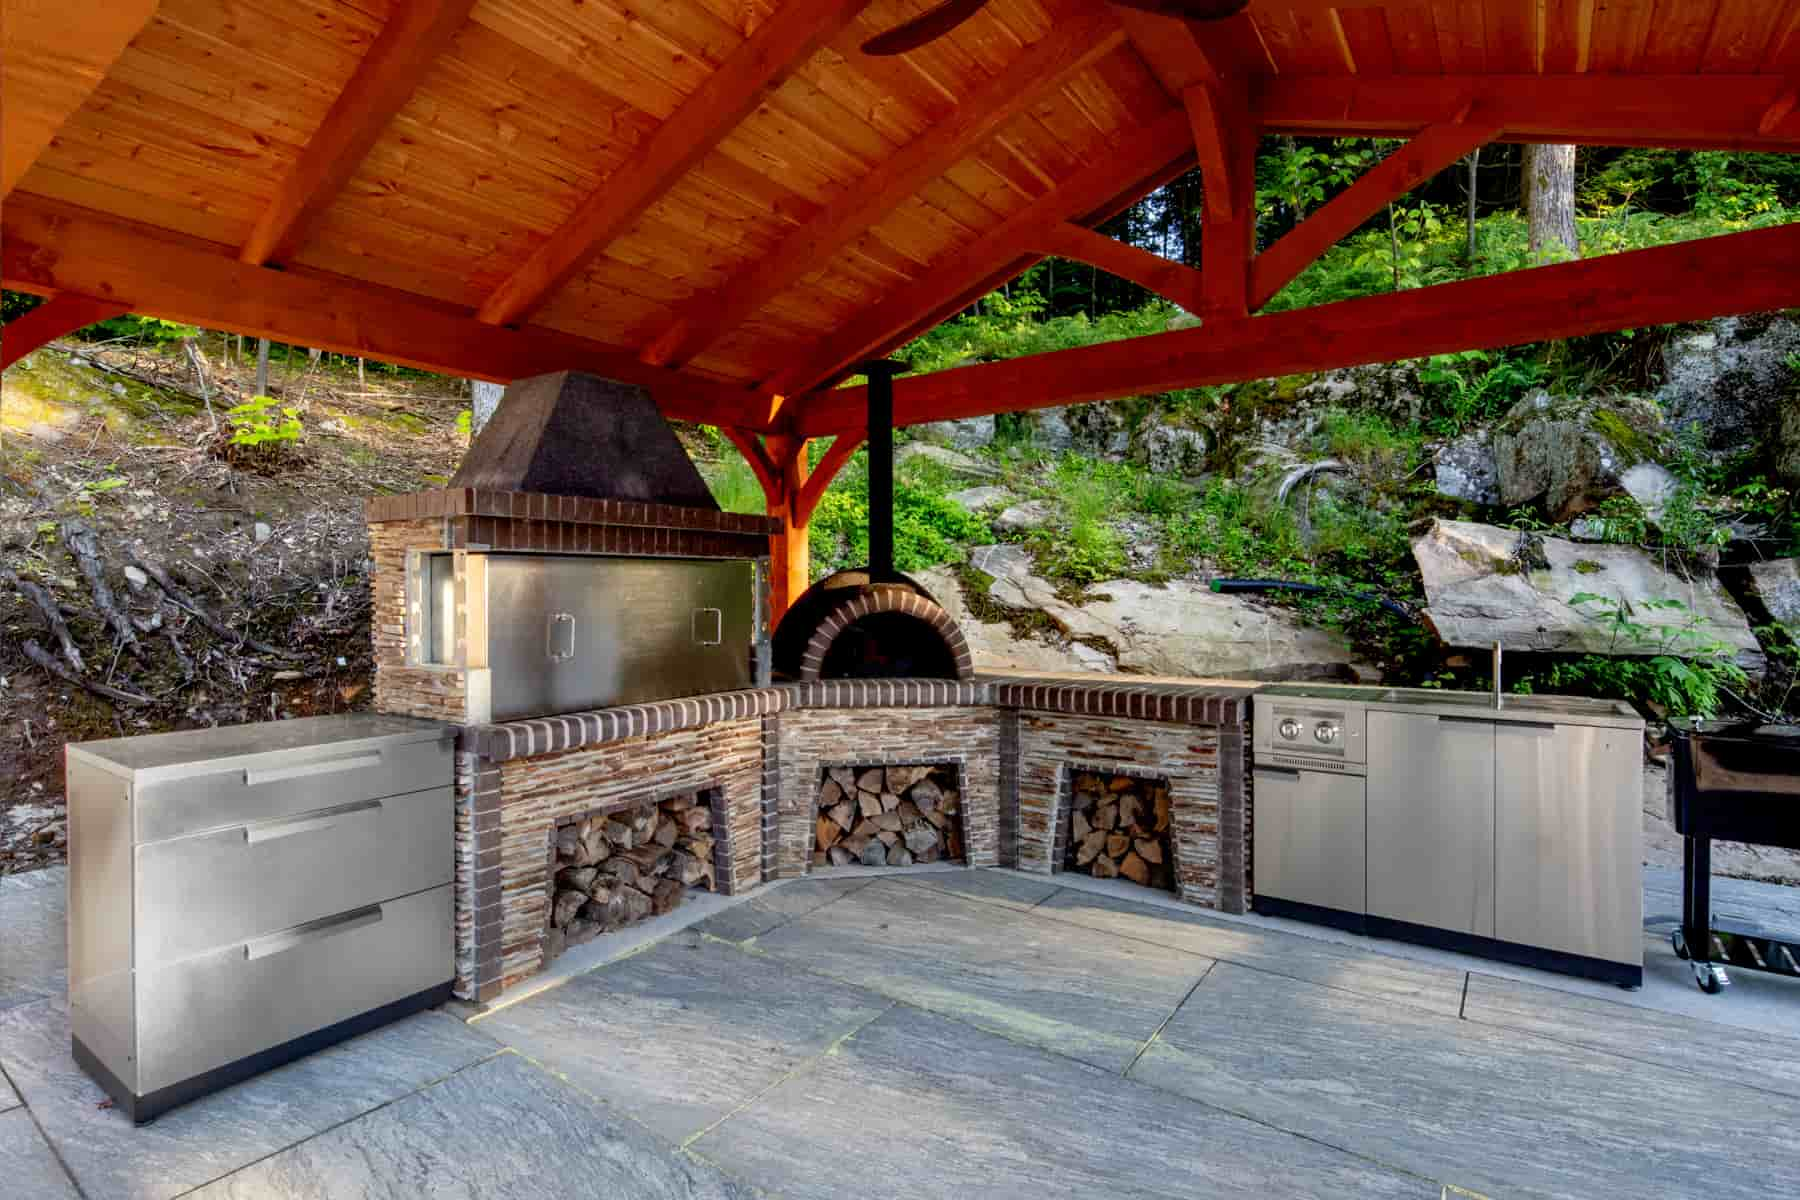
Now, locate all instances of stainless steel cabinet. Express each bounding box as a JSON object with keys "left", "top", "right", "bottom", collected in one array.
[
  {"left": 1494, "top": 721, "right": 1641, "bottom": 965},
  {"left": 66, "top": 714, "right": 454, "bottom": 1122},
  {"left": 1366, "top": 712, "right": 1496, "bottom": 937},
  {"left": 1252, "top": 765, "right": 1366, "bottom": 915}
]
